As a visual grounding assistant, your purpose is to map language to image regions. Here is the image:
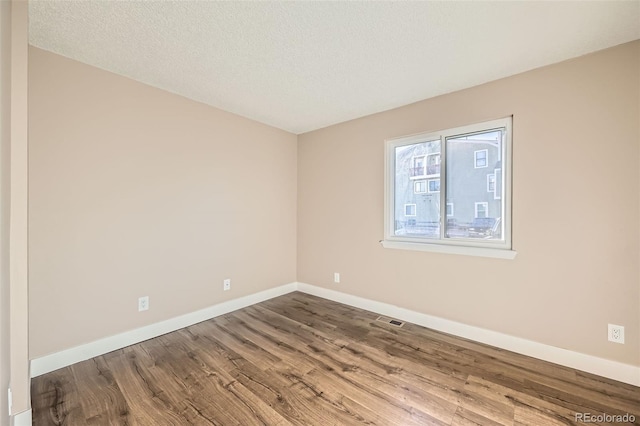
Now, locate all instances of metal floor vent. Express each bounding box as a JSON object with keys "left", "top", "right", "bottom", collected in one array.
[{"left": 376, "top": 316, "right": 405, "bottom": 327}]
